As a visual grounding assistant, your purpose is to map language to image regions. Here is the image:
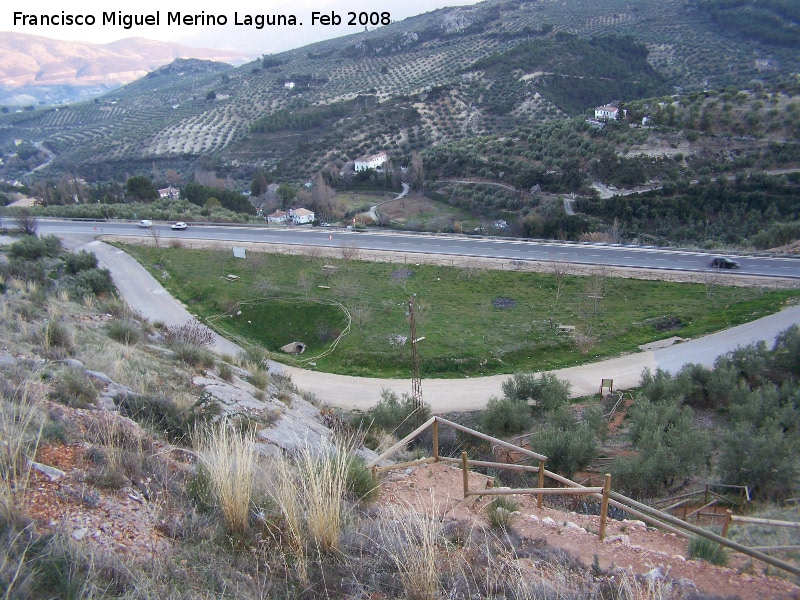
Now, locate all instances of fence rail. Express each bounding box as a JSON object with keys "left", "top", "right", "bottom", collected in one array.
[{"left": 365, "top": 416, "right": 800, "bottom": 578}]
